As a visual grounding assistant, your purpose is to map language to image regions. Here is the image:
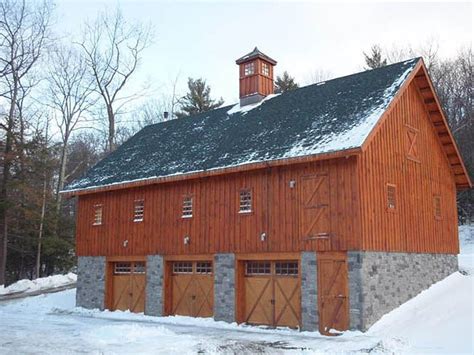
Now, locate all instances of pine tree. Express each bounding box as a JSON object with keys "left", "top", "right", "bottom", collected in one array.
[
  {"left": 274, "top": 71, "right": 299, "bottom": 93},
  {"left": 176, "top": 78, "right": 224, "bottom": 118},
  {"left": 363, "top": 45, "right": 388, "bottom": 69}
]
